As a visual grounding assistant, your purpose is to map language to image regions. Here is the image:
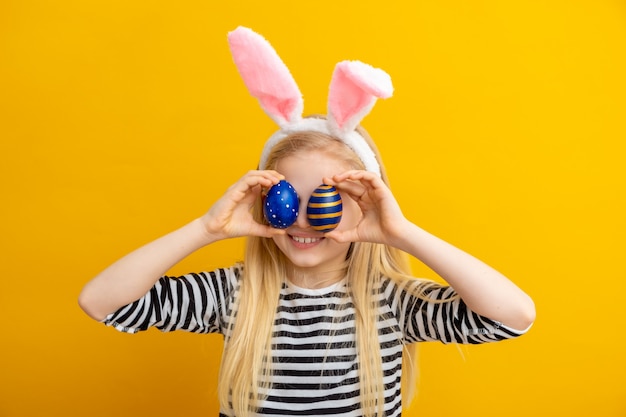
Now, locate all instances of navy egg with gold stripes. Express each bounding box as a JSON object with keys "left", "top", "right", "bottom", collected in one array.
[{"left": 306, "top": 184, "right": 343, "bottom": 232}]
